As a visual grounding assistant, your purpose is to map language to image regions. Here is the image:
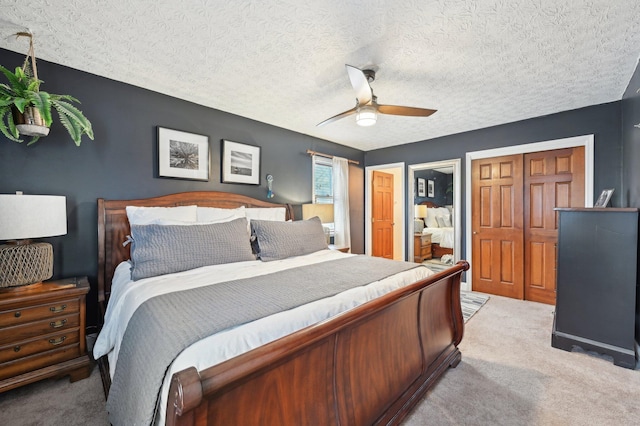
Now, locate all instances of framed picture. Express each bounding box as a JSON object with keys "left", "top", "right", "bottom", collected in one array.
[
  {"left": 417, "top": 178, "right": 426, "bottom": 197},
  {"left": 427, "top": 179, "right": 435, "bottom": 197},
  {"left": 594, "top": 188, "right": 614, "bottom": 207},
  {"left": 157, "top": 127, "right": 209, "bottom": 181},
  {"left": 221, "top": 140, "right": 261, "bottom": 185}
]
